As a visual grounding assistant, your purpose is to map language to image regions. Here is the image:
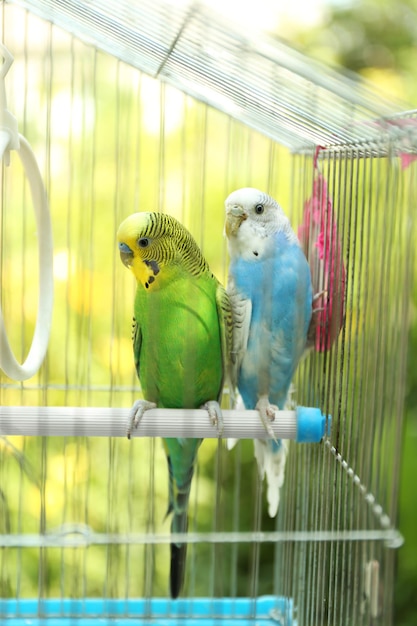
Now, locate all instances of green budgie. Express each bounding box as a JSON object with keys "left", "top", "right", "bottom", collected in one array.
[{"left": 117, "top": 211, "right": 232, "bottom": 598}]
